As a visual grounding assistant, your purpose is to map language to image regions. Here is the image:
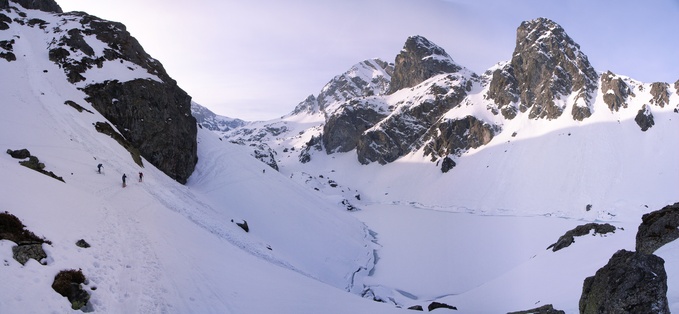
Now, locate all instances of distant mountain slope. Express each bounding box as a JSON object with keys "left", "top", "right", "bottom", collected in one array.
[{"left": 215, "top": 17, "right": 679, "bottom": 219}]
